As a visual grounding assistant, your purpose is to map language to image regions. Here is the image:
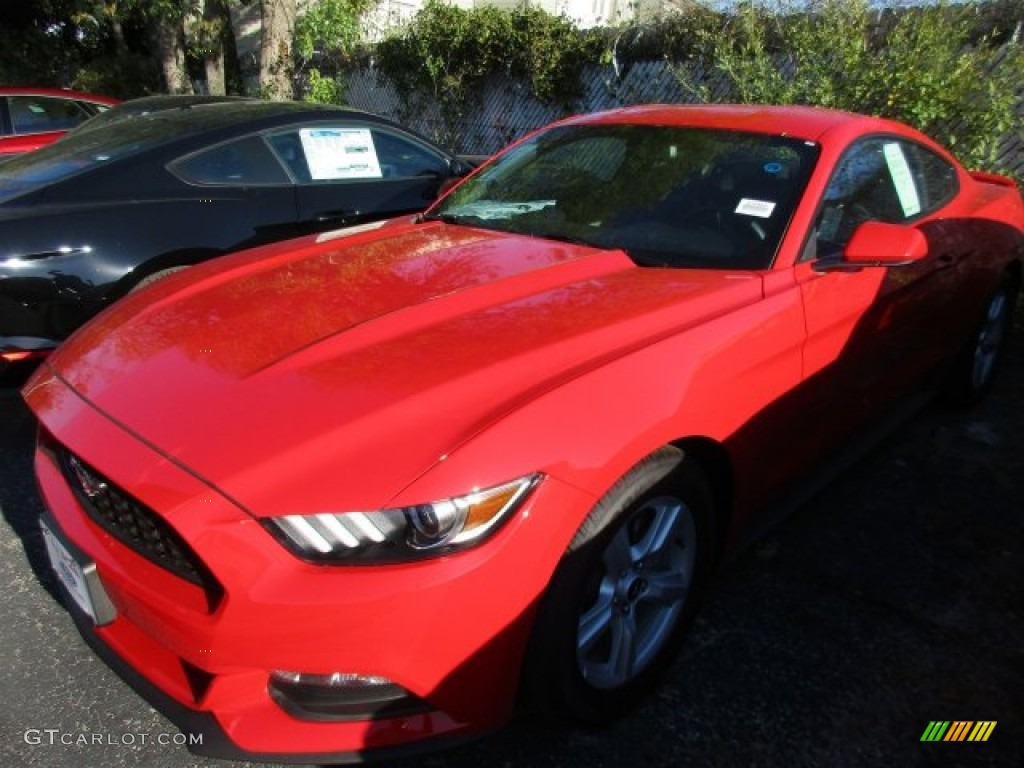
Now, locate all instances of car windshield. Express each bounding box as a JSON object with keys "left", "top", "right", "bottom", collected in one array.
[{"left": 430, "top": 123, "right": 819, "bottom": 269}]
